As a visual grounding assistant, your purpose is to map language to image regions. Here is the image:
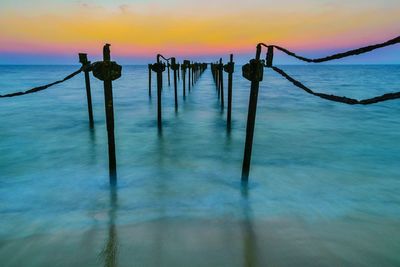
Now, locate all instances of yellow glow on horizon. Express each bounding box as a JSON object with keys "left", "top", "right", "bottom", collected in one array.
[{"left": 0, "top": 2, "right": 399, "bottom": 56}]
